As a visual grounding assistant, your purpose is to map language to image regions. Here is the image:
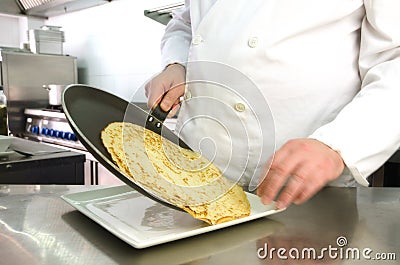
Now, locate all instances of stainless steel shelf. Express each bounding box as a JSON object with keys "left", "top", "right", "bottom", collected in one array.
[{"left": 144, "top": 2, "right": 184, "bottom": 25}]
